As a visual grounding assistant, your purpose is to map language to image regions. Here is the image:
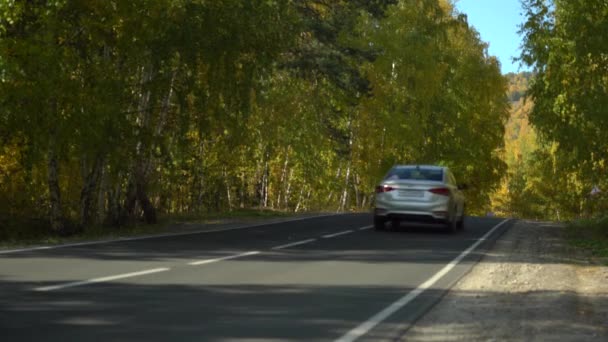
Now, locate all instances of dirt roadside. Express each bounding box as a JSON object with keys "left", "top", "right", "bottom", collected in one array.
[{"left": 402, "top": 220, "right": 608, "bottom": 341}]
